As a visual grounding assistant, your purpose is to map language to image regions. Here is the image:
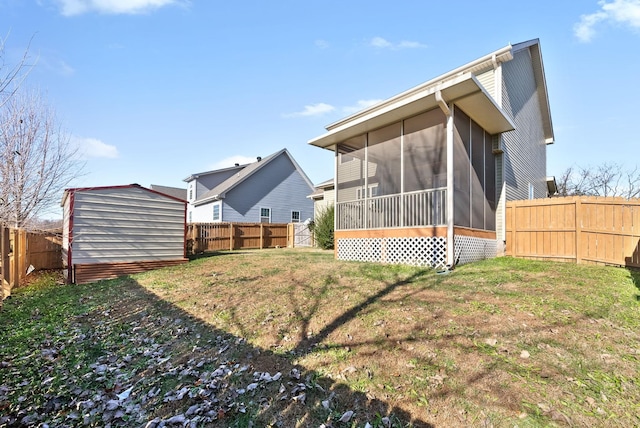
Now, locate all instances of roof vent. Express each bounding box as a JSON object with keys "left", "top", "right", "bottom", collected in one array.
[
  {"left": 257, "top": 156, "right": 262, "bottom": 162},
  {"left": 235, "top": 163, "right": 240, "bottom": 167}
]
